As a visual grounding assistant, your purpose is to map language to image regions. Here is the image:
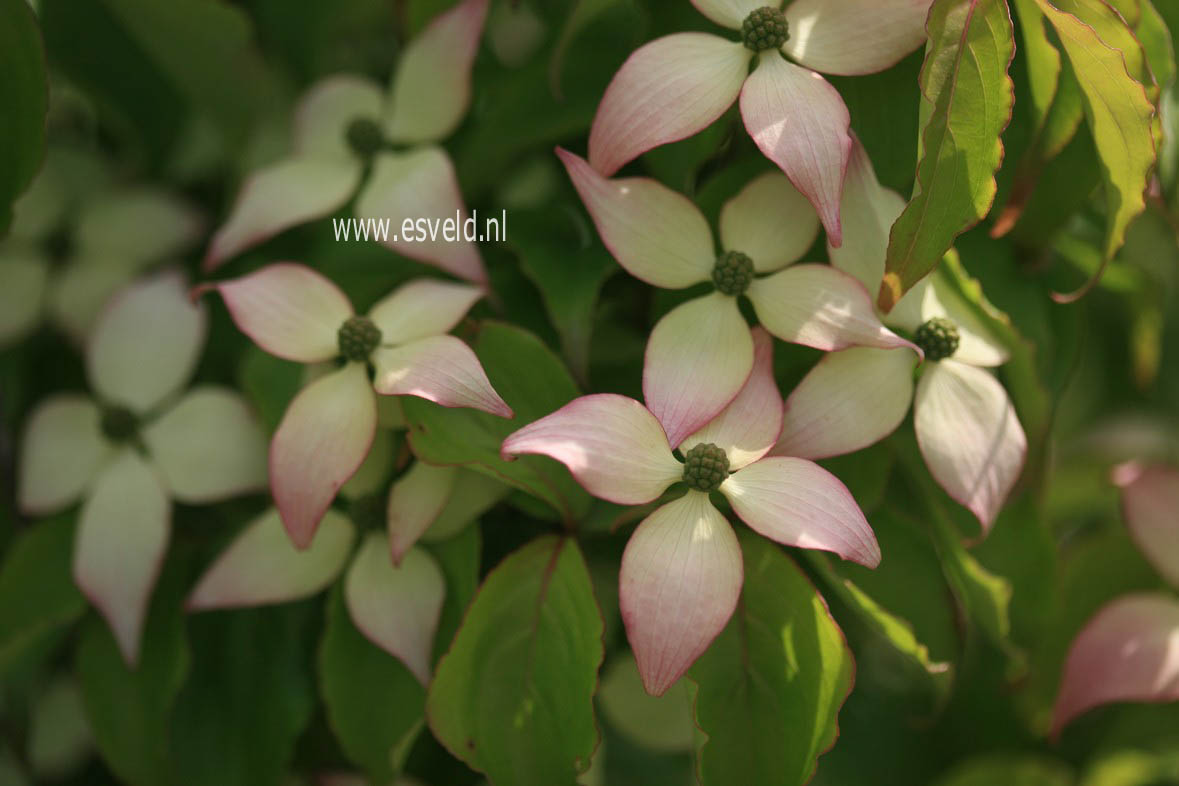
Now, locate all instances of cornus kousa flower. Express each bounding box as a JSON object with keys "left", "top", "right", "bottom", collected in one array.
[
  {"left": 1051, "top": 463, "right": 1179, "bottom": 735},
  {"left": 185, "top": 421, "right": 508, "bottom": 684},
  {"left": 0, "top": 147, "right": 202, "bottom": 345},
  {"left": 559, "top": 149, "right": 915, "bottom": 446},
  {"left": 774, "top": 140, "right": 1027, "bottom": 532},
  {"left": 17, "top": 271, "right": 268, "bottom": 665},
  {"left": 197, "top": 263, "right": 512, "bottom": 550},
  {"left": 502, "top": 329, "right": 880, "bottom": 695},
  {"left": 587, "top": 0, "right": 933, "bottom": 243},
  {"left": 203, "top": 0, "right": 489, "bottom": 282}
]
